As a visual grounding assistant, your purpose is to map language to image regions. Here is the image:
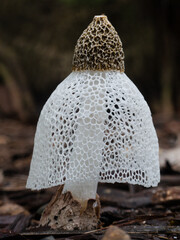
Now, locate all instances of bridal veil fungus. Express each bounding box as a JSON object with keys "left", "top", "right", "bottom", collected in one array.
[{"left": 26, "top": 15, "right": 160, "bottom": 231}]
